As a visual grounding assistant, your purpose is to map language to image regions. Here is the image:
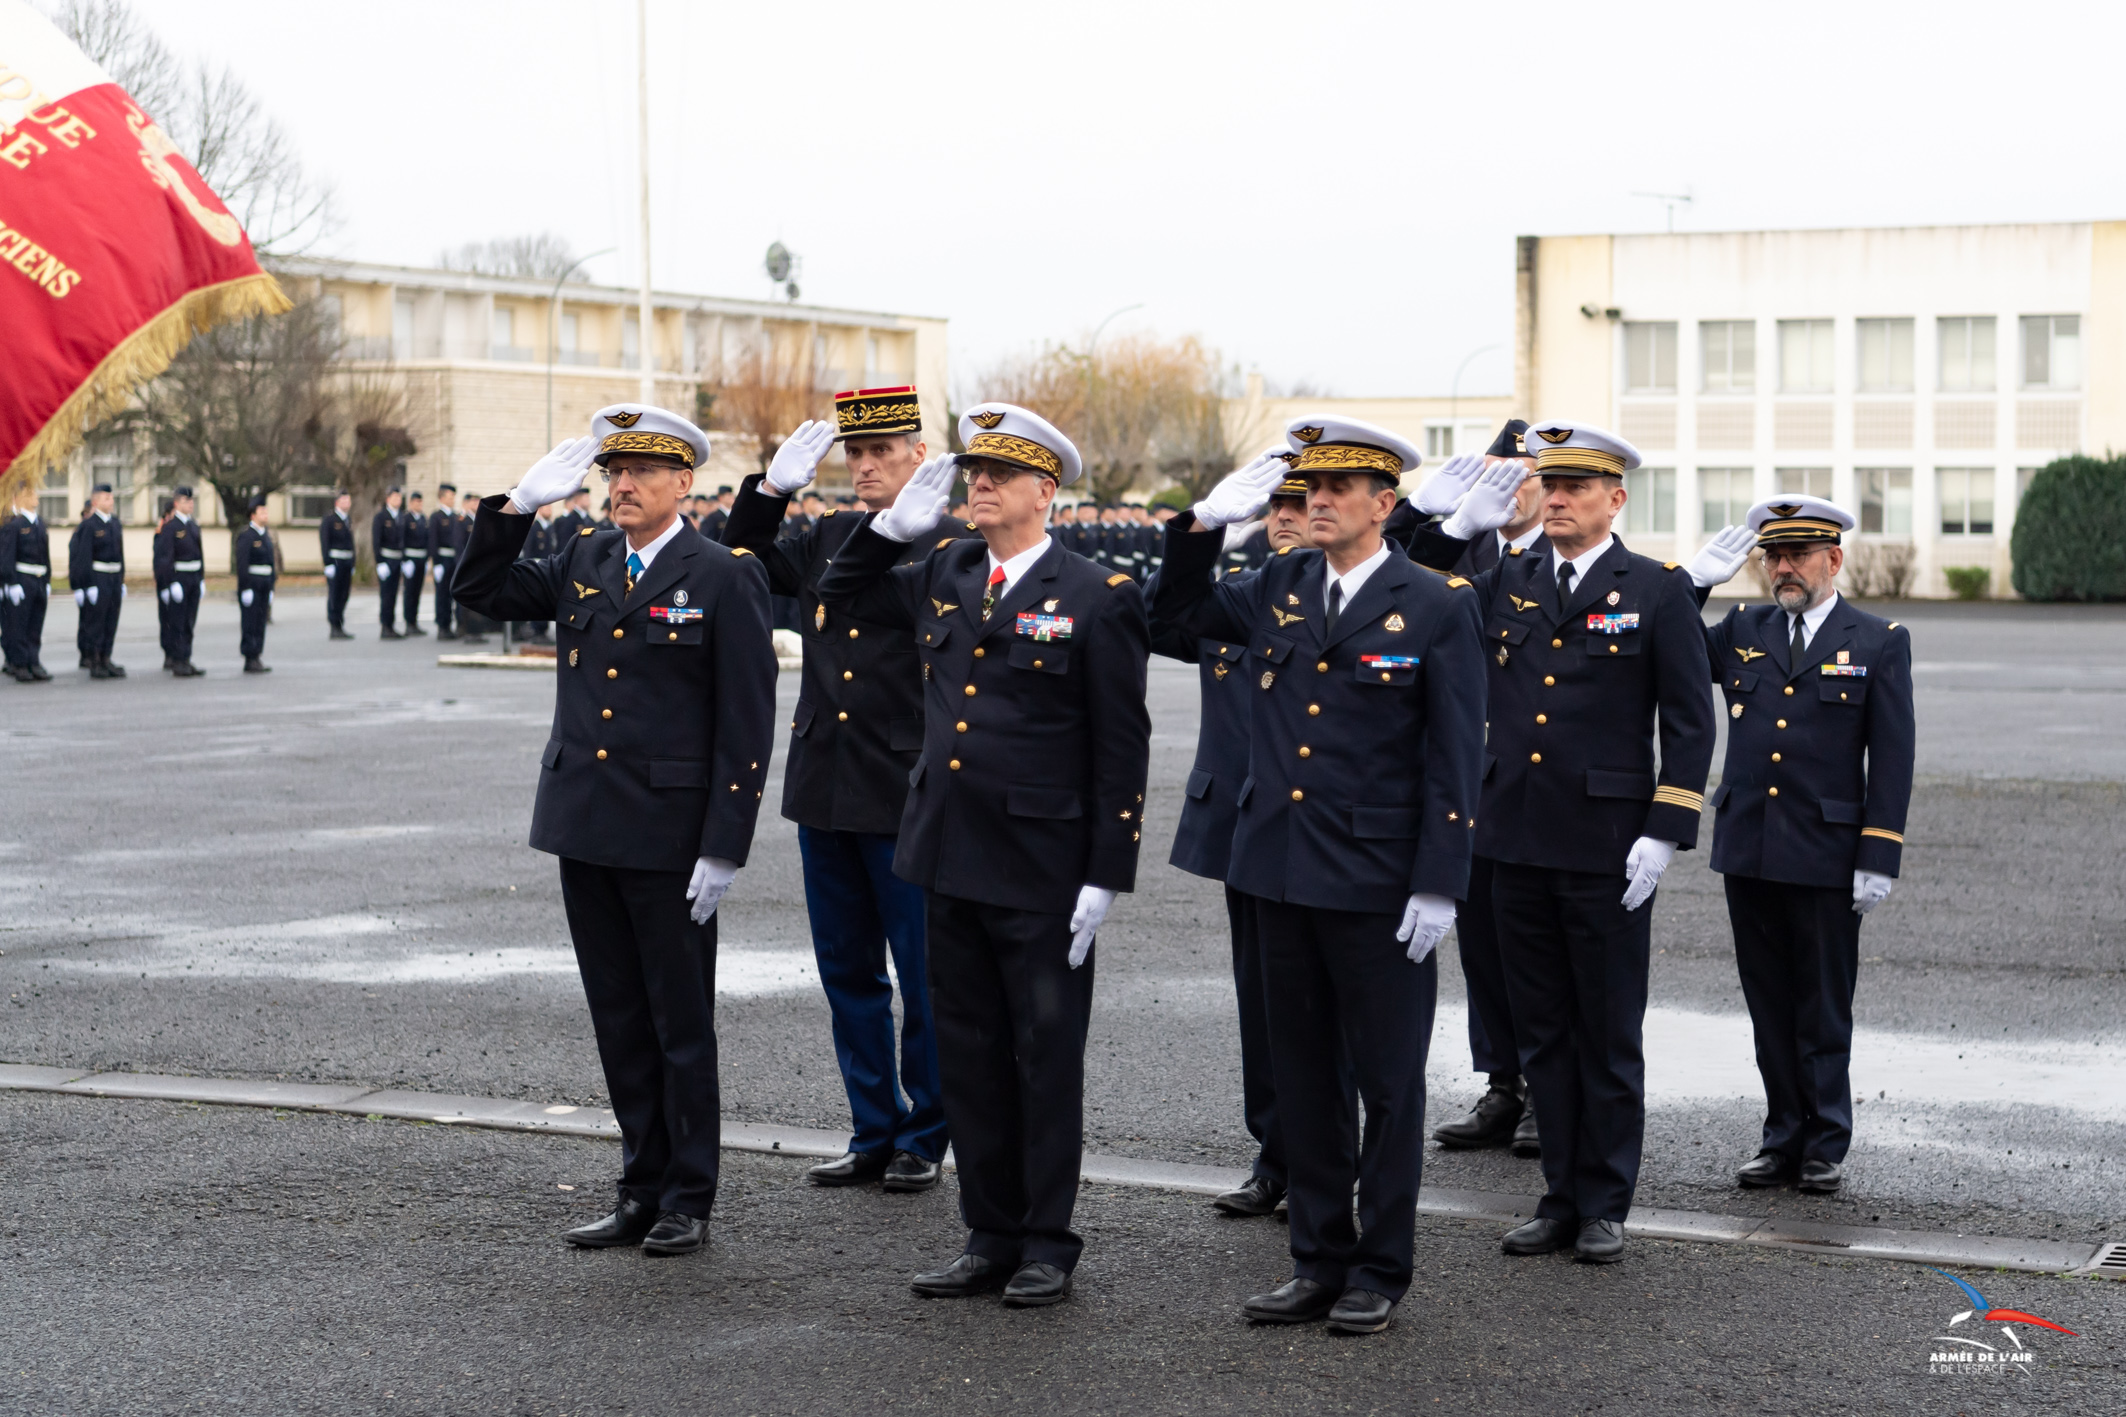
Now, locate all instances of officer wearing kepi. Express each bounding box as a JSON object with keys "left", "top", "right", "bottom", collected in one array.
[
  {"left": 372, "top": 486, "right": 407, "bottom": 639},
  {"left": 818, "top": 403, "right": 1152, "bottom": 1309},
  {"left": 1157, "top": 416, "right": 1486, "bottom": 1336},
  {"left": 234, "top": 495, "right": 277, "bottom": 673},
  {"left": 452, "top": 404, "right": 775, "bottom": 1258},
  {"left": 399, "top": 490, "right": 430, "bottom": 635},
  {"left": 152, "top": 485, "right": 207, "bottom": 677},
  {"left": 1, "top": 487, "right": 54, "bottom": 682},
  {"left": 719, "top": 387, "right": 978, "bottom": 1194},
  {"left": 1685, "top": 497, "right": 1914, "bottom": 1196},
  {"left": 430, "top": 484, "right": 462, "bottom": 640},
  {"left": 1413, "top": 422, "right": 1716, "bottom": 1265},
  {"left": 68, "top": 482, "right": 126, "bottom": 678},
  {"left": 320, "top": 490, "right": 356, "bottom": 639}
]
